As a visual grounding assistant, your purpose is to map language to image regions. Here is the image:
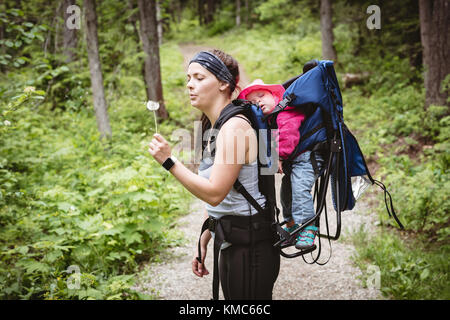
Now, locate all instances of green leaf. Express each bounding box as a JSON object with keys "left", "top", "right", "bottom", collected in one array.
[
  {"left": 44, "top": 250, "right": 63, "bottom": 263},
  {"left": 57, "top": 202, "right": 75, "bottom": 212},
  {"left": 124, "top": 232, "right": 142, "bottom": 245},
  {"left": 53, "top": 228, "right": 66, "bottom": 235},
  {"left": 87, "top": 188, "right": 104, "bottom": 197},
  {"left": 16, "top": 246, "right": 29, "bottom": 255},
  {"left": 17, "top": 259, "right": 51, "bottom": 273},
  {"left": 77, "top": 288, "right": 103, "bottom": 300},
  {"left": 144, "top": 220, "right": 164, "bottom": 233},
  {"left": 131, "top": 192, "right": 157, "bottom": 203},
  {"left": 420, "top": 269, "right": 430, "bottom": 281},
  {"left": 106, "top": 252, "right": 121, "bottom": 261}
]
